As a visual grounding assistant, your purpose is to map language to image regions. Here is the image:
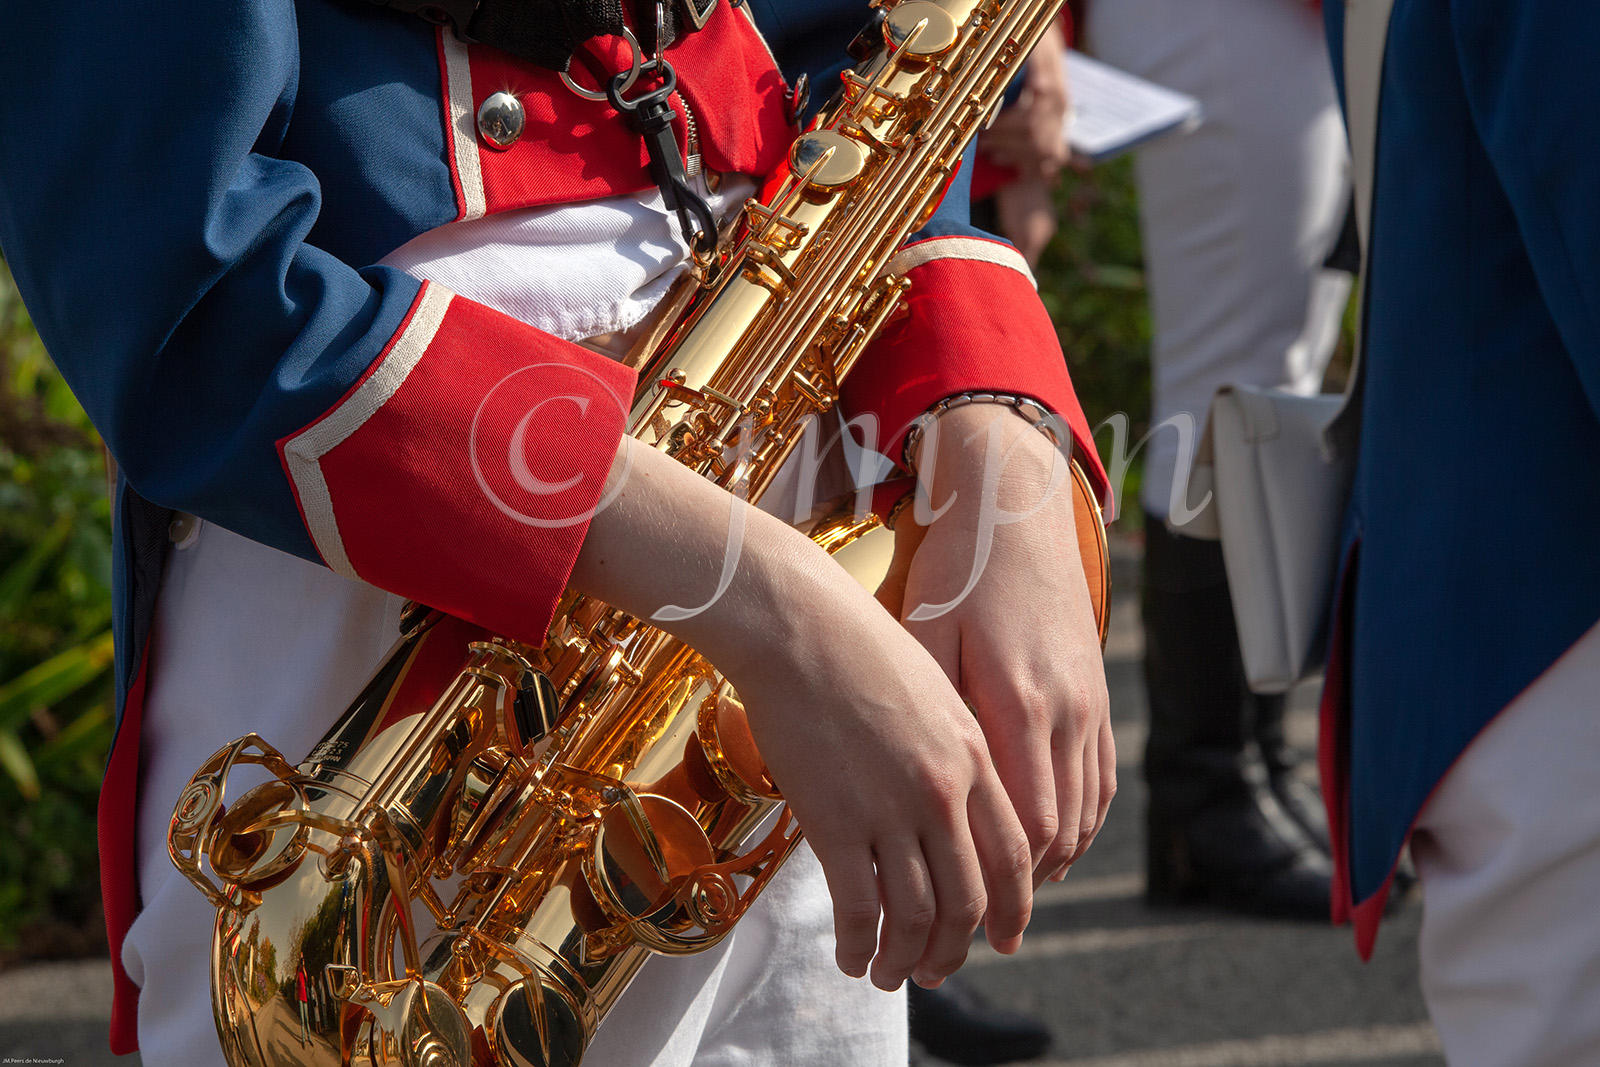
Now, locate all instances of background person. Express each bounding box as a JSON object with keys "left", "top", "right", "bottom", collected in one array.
[
  {"left": 295, "top": 956, "right": 310, "bottom": 1048},
  {"left": 970, "top": 17, "right": 1074, "bottom": 270},
  {"left": 1084, "top": 0, "right": 1351, "bottom": 919},
  {"left": 1321, "top": 3, "right": 1600, "bottom": 1063}
]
